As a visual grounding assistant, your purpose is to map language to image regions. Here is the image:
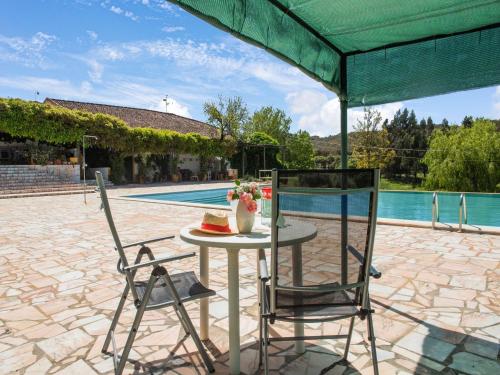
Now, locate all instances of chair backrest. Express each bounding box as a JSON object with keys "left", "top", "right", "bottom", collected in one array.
[{"left": 270, "top": 168, "right": 379, "bottom": 314}]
